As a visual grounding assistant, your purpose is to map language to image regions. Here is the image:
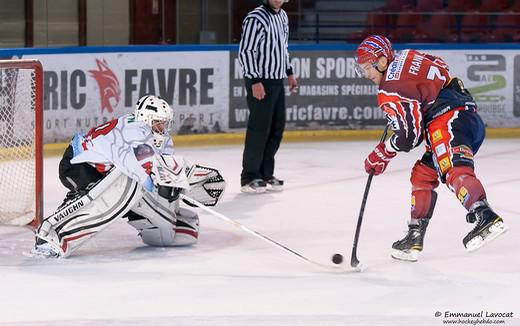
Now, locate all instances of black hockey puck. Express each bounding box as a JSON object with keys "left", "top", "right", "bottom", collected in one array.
[{"left": 331, "top": 253, "right": 343, "bottom": 265}]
